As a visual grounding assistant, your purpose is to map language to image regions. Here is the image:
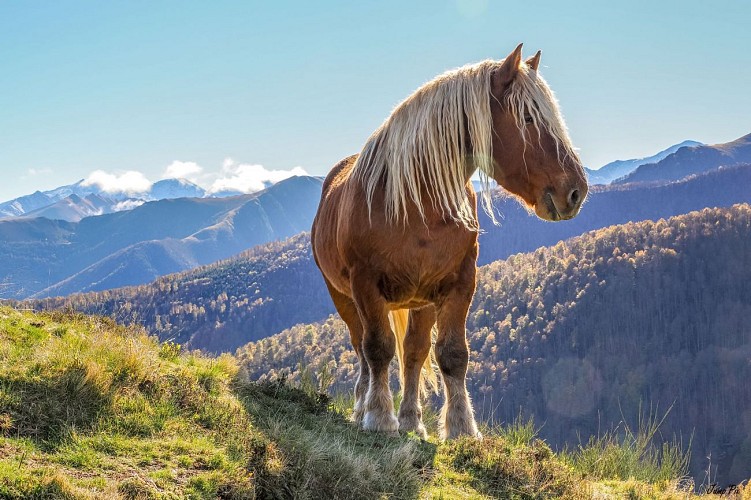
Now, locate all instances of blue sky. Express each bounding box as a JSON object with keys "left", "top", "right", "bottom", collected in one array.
[{"left": 1, "top": 1, "right": 749, "bottom": 201}]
